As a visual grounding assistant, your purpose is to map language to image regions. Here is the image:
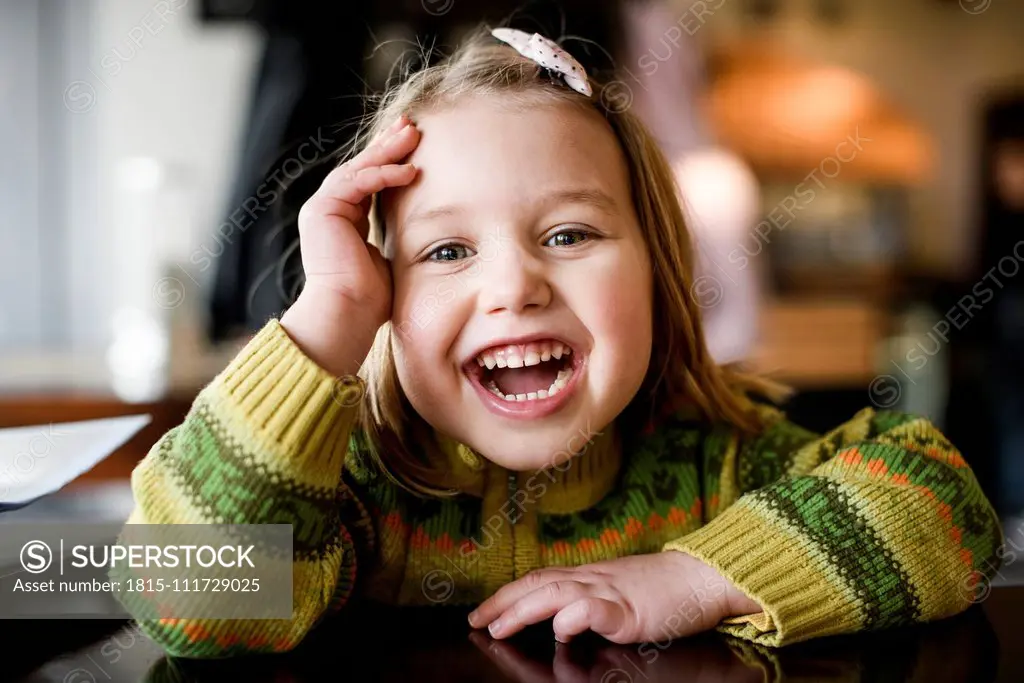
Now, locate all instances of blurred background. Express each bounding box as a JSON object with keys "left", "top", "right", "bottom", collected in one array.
[{"left": 1, "top": 0, "right": 1023, "bottom": 525}]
